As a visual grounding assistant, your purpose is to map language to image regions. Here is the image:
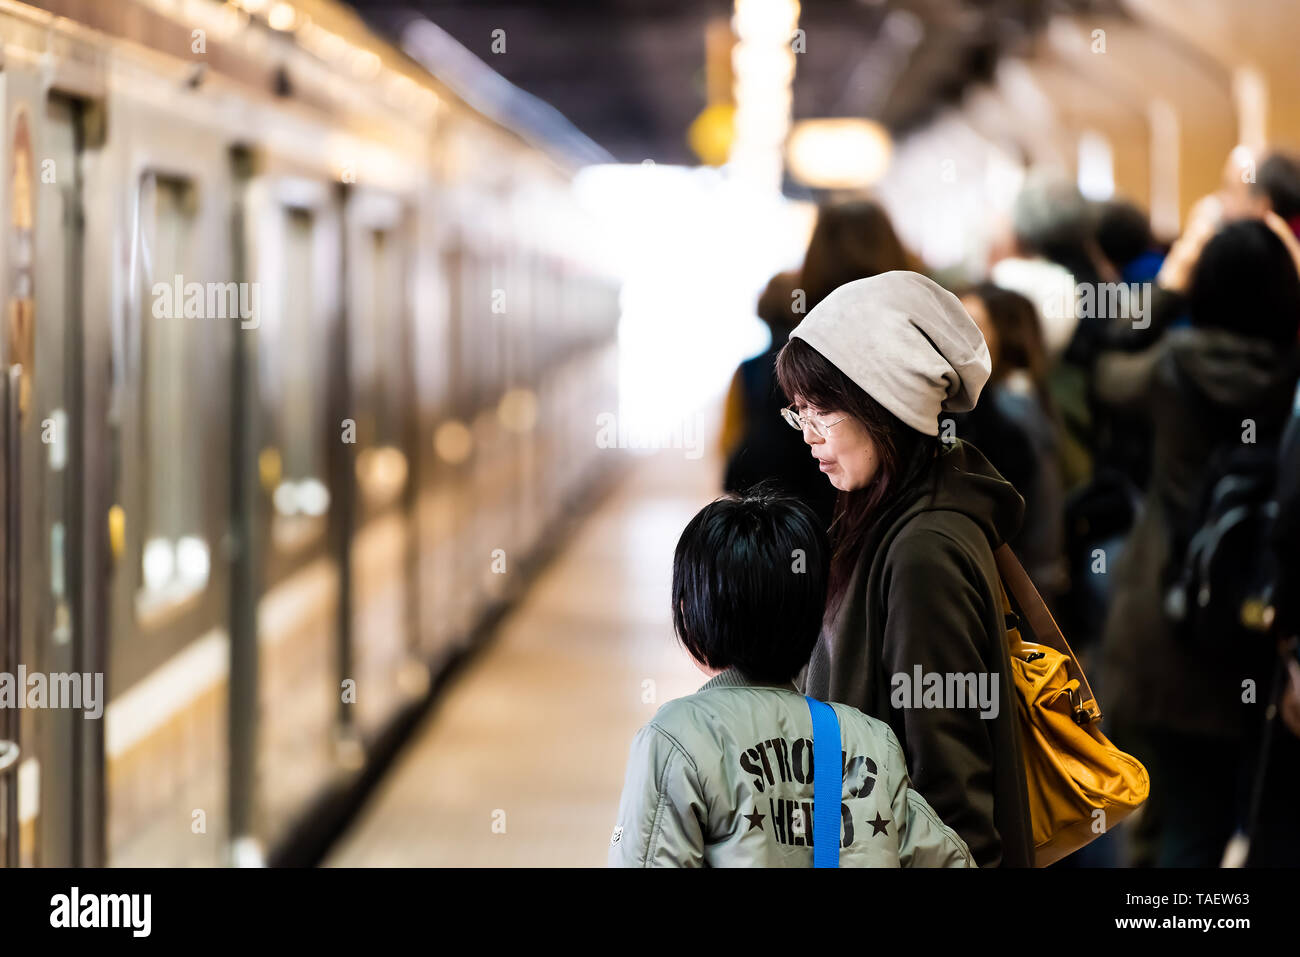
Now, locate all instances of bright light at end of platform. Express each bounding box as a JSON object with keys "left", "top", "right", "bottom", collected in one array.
[
  {"left": 575, "top": 163, "right": 809, "bottom": 453},
  {"left": 787, "top": 118, "right": 892, "bottom": 189}
]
